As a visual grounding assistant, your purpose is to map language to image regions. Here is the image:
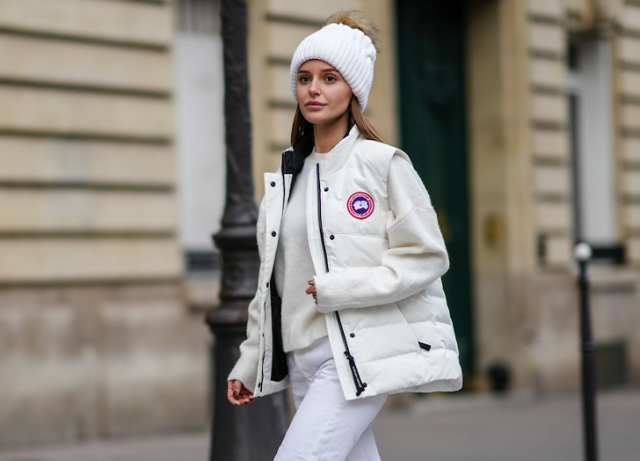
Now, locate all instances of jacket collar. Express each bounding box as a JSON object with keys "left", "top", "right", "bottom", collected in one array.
[
  {"left": 282, "top": 125, "right": 362, "bottom": 179},
  {"left": 318, "top": 125, "right": 361, "bottom": 178},
  {"left": 282, "top": 130, "right": 313, "bottom": 177}
]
